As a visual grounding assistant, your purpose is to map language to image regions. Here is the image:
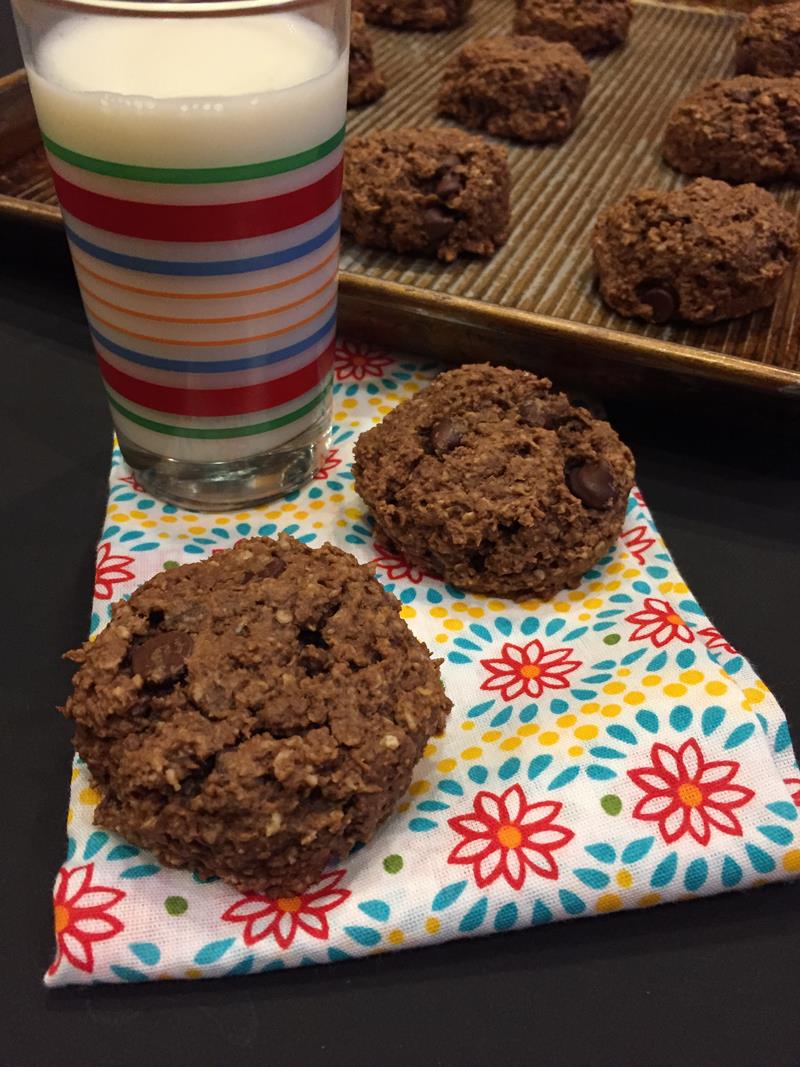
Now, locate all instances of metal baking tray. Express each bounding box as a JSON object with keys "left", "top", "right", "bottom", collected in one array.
[{"left": 2, "top": 0, "right": 799, "bottom": 400}]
